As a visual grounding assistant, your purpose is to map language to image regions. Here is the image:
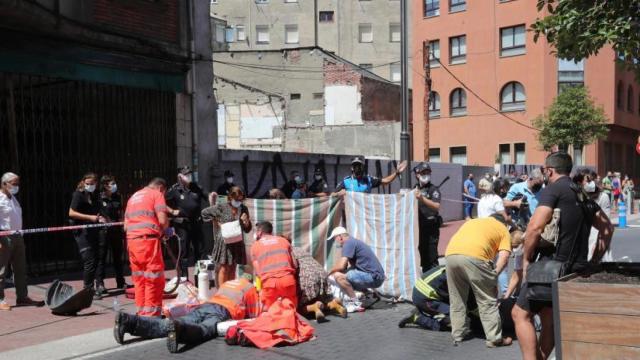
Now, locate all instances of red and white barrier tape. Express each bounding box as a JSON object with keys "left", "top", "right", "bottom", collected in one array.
[{"left": 0, "top": 222, "right": 124, "bottom": 237}]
